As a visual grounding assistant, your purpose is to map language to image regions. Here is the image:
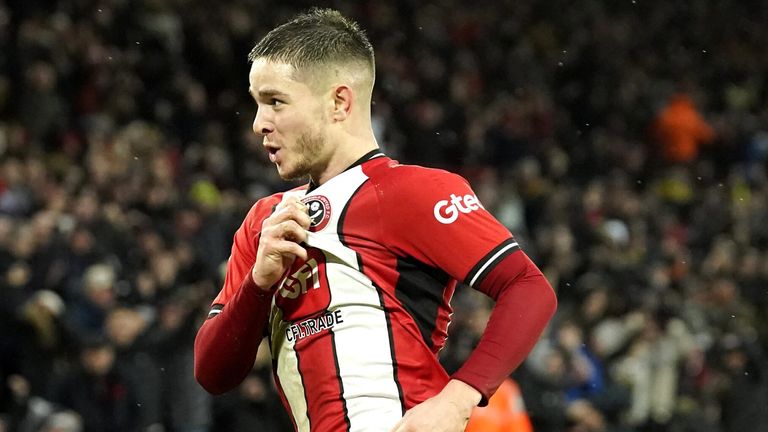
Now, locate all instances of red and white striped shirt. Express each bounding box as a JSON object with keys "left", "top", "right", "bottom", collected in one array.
[{"left": 198, "top": 152, "right": 555, "bottom": 432}]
